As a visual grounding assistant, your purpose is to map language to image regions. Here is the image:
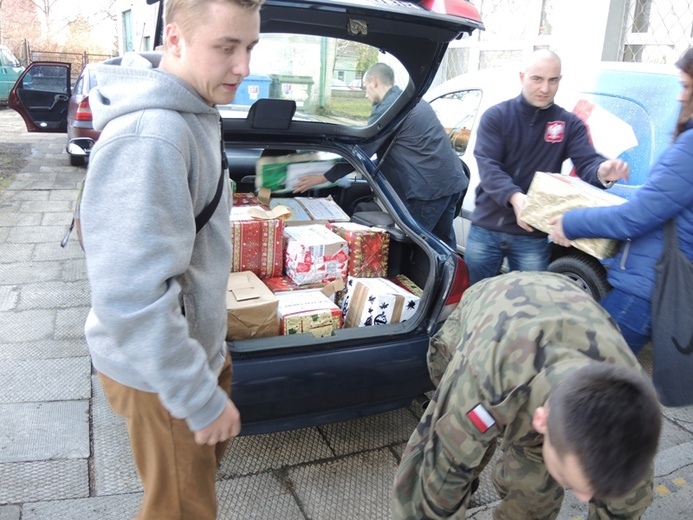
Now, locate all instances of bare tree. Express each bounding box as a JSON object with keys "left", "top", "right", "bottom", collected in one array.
[{"left": 0, "top": 0, "right": 41, "bottom": 56}]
